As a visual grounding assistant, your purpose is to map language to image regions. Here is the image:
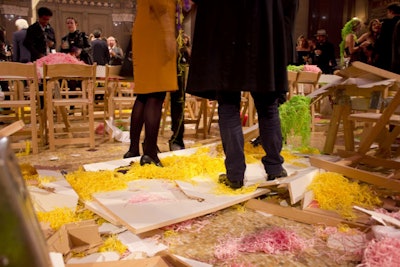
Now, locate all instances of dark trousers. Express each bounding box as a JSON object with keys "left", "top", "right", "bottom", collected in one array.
[
  {"left": 217, "top": 91, "right": 284, "bottom": 182},
  {"left": 169, "top": 72, "right": 186, "bottom": 147}
]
